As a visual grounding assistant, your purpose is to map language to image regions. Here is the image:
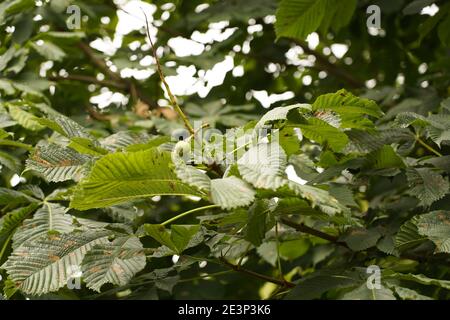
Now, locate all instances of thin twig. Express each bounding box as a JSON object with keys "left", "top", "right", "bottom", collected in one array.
[
  {"left": 161, "top": 204, "right": 220, "bottom": 226},
  {"left": 141, "top": 8, "right": 195, "bottom": 134}
]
